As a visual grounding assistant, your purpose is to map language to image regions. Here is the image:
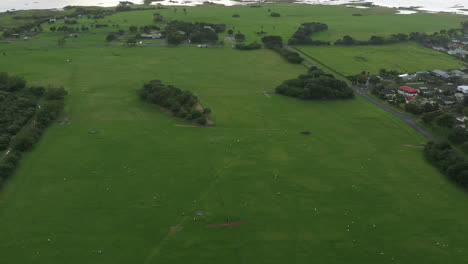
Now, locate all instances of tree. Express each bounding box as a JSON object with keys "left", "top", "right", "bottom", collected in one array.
[
  {"left": 45, "top": 86, "right": 68, "bottom": 100},
  {"left": 50, "top": 26, "right": 56, "bottom": 32},
  {"left": 129, "top": 25, "right": 138, "bottom": 33},
  {"left": 167, "top": 32, "right": 185, "bottom": 45},
  {"left": 435, "top": 113, "right": 455, "bottom": 128},
  {"left": 234, "top": 33, "right": 245, "bottom": 42},
  {"left": 228, "top": 29, "right": 233, "bottom": 35},
  {"left": 126, "top": 37, "right": 137, "bottom": 46},
  {"left": 106, "top": 33, "right": 117, "bottom": 42}
]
